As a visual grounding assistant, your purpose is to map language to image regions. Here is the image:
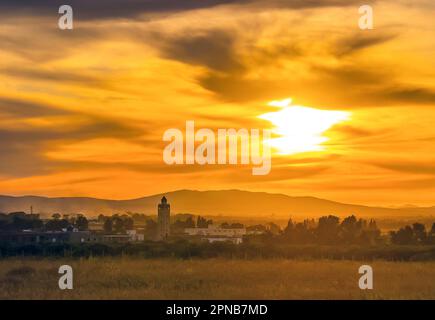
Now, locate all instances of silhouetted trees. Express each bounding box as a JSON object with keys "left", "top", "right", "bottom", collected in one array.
[
  {"left": 390, "top": 223, "right": 434, "bottom": 245},
  {"left": 267, "top": 222, "right": 281, "bottom": 235},
  {"left": 221, "top": 222, "right": 245, "bottom": 229},
  {"left": 101, "top": 214, "right": 134, "bottom": 234},
  {"left": 0, "top": 212, "right": 43, "bottom": 231},
  {"left": 103, "top": 218, "right": 113, "bottom": 233},
  {"left": 145, "top": 219, "right": 157, "bottom": 239},
  {"left": 1, "top": 210, "right": 433, "bottom": 249},
  {"left": 246, "top": 224, "right": 268, "bottom": 234},
  {"left": 127, "top": 212, "right": 149, "bottom": 224},
  {"left": 282, "top": 215, "right": 382, "bottom": 245},
  {"left": 75, "top": 215, "right": 89, "bottom": 231},
  {"left": 430, "top": 223, "right": 435, "bottom": 243},
  {"left": 44, "top": 214, "right": 89, "bottom": 232},
  {"left": 197, "top": 216, "right": 213, "bottom": 228},
  {"left": 172, "top": 216, "right": 196, "bottom": 234},
  {"left": 283, "top": 219, "right": 314, "bottom": 243},
  {"left": 45, "top": 218, "right": 69, "bottom": 231}
]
